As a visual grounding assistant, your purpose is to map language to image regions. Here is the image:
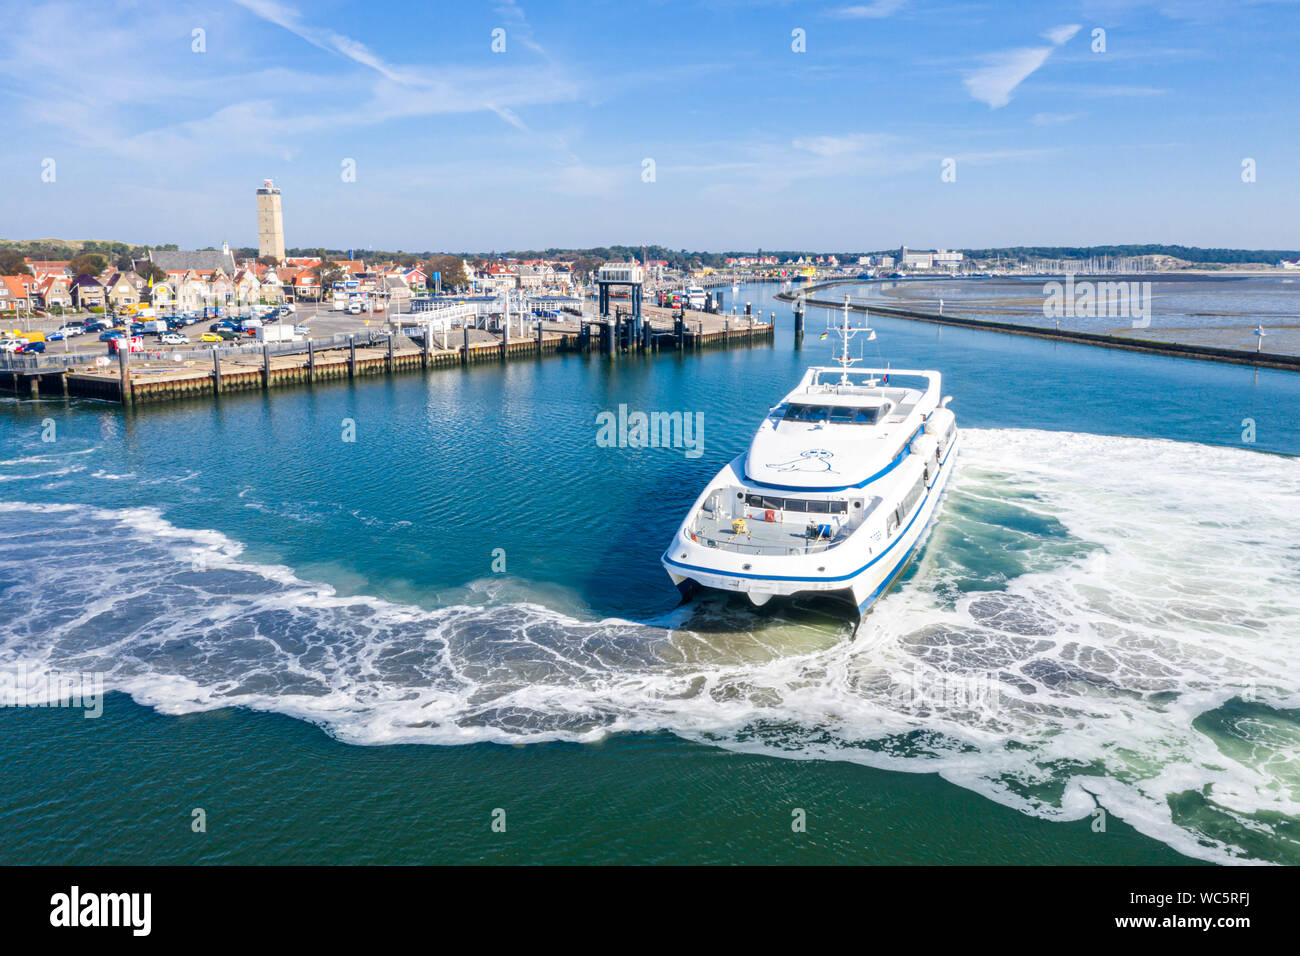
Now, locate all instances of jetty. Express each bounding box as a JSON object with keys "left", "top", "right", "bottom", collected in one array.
[
  {"left": 0, "top": 306, "right": 773, "bottom": 407},
  {"left": 781, "top": 281, "right": 1300, "bottom": 373}
]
